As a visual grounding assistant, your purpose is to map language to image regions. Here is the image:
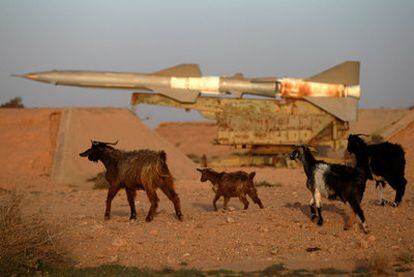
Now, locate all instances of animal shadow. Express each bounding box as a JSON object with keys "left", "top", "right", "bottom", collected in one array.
[
  {"left": 192, "top": 202, "right": 217, "bottom": 212},
  {"left": 284, "top": 202, "right": 348, "bottom": 225}
]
